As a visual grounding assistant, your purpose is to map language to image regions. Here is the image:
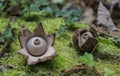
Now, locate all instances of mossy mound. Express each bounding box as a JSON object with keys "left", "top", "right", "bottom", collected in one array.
[{"left": 0, "top": 13, "right": 120, "bottom": 76}]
